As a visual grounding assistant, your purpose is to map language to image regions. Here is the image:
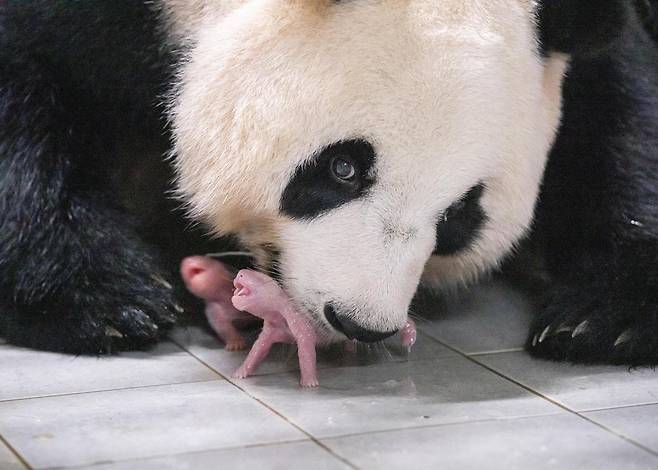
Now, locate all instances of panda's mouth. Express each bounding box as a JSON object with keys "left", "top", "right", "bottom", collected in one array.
[
  {"left": 323, "top": 304, "right": 347, "bottom": 336},
  {"left": 323, "top": 304, "right": 398, "bottom": 343}
]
